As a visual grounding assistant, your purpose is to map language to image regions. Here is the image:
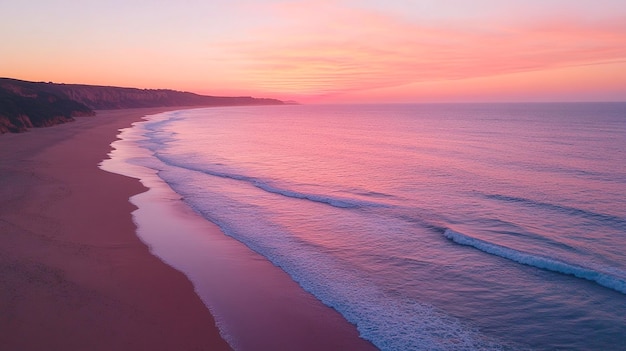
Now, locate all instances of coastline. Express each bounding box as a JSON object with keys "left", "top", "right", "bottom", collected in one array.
[
  {"left": 0, "top": 107, "right": 379, "bottom": 351},
  {"left": 102, "top": 108, "right": 379, "bottom": 351},
  {"left": 0, "top": 108, "right": 232, "bottom": 350}
]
